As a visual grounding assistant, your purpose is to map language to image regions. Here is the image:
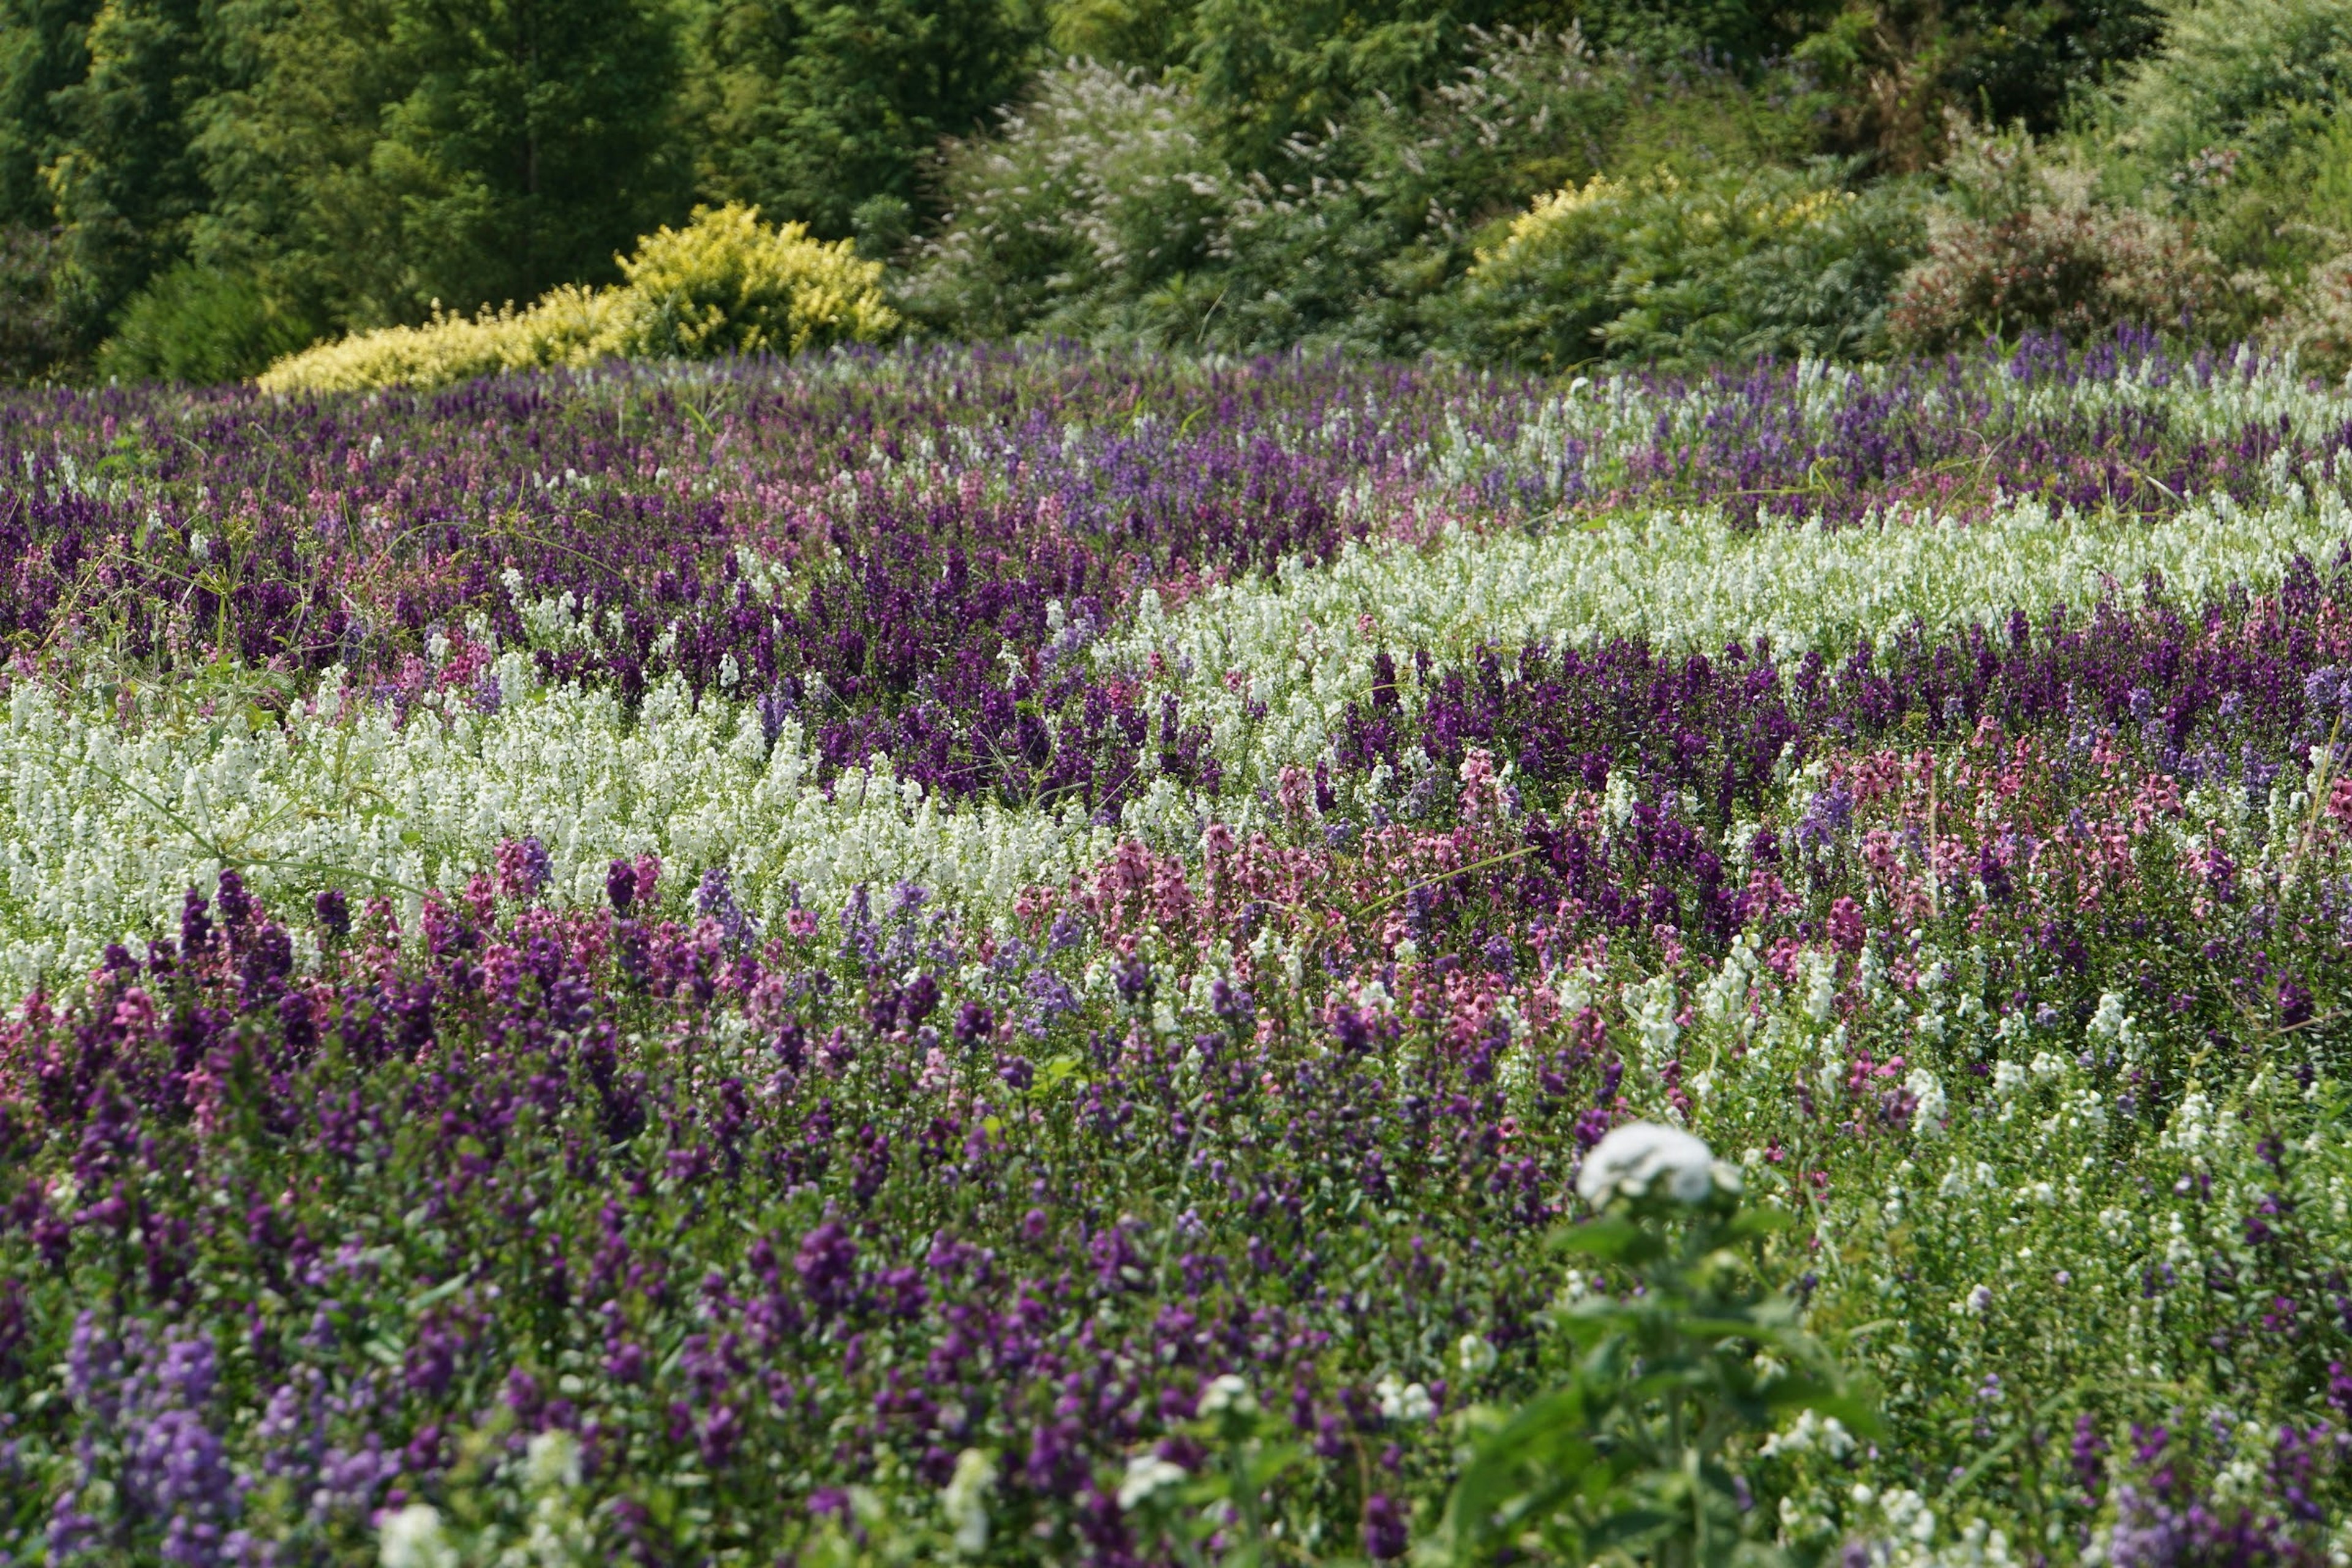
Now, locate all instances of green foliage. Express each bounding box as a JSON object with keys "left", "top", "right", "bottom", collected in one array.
[
  {"left": 1940, "top": 0, "right": 2160, "bottom": 132},
  {"left": 1448, "top": 164, "right": 1928, "bottom": 371},
  {"left": 692, "top": 0, "right": 1037, "bottom": 241},
  {"left": 900, "top": 60, "right": 1231, "bottom": 342},
  {"left": 0, "top": 0, "right": 96, "bottom": 225},
  {"left": 38, "top": 0, "right": 220, "bottom": 341},
  {"left": 2071, "top": 0, "right": 2352, "bottom": 286},
  {"left": 1049, "top": 0, "right": 1200, "bottom": 71},
  {"left": 2105, "top": 0, "right": 2352, "bottom": 181},
  {"left": 909, "top": 27, "right": 1844, "bottom": 357},
  {"left": 0, "top": 0, "right": 2337, "bottom": 380},
  {"left": 1447, "top": 1159, "right": 1875, "bottom": 1568},
  {"left": 191, "top": 0, "right": 689, "bottom": 331},
  {"left": 0, "top": 222, "right": 72, "bottom": 379},
  {"left": 1199, "top": 24, "right": 1633, "bottom": 355},
  {"left": 1182, "top": 0, "right": 1836, "bottom": 167},
  {"left": 94, "top": 260, "right": 314, "bottom": 382}
]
